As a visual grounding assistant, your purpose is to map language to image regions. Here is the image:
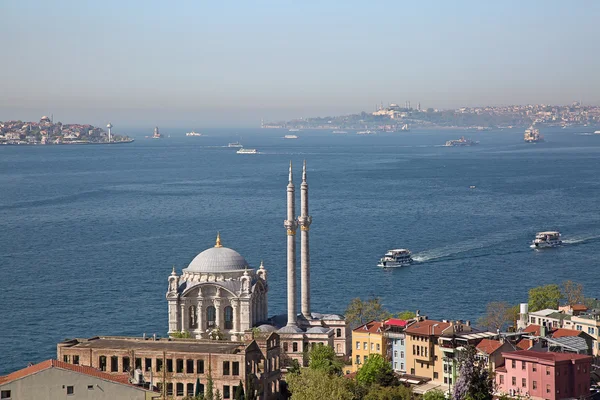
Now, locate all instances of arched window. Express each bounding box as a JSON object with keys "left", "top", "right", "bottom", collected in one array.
[
  {"left": 283, "top": 342, "right": 289, "bottom": 352},
  {"left": 189, "top": 305, "right": 198, "bottom": 329},
  {"left": 336, "top": 328, "right": 342, "bottom": 338},
  {"left": 292, "top": 342, "right": 298, "bottom": 352},
  {"left": 224, "top": 306, "right": 233, "bottom": 330},
  {"left": 206, "top": 306, "right": 216, "bottom": 329}
]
